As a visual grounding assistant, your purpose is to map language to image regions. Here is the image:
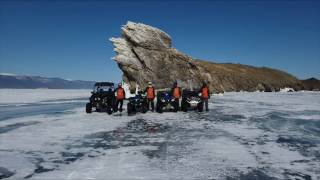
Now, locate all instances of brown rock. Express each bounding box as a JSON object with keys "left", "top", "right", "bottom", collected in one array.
[{"left": 110, "top": 21, "right": 303, "bottom": 93}]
